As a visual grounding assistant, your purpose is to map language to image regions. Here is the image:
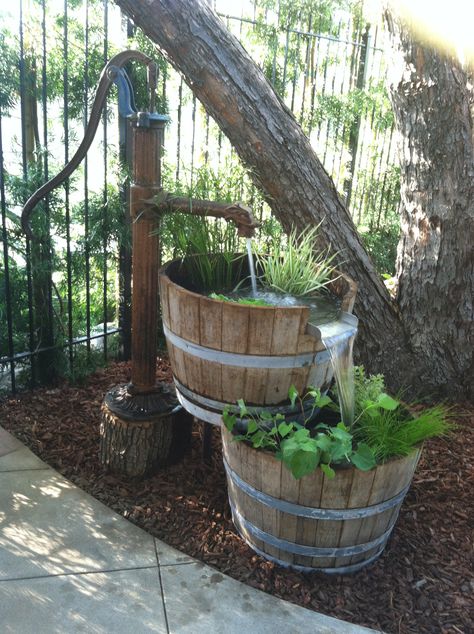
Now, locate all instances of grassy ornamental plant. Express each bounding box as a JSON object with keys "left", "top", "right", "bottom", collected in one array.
[
  {"left": 256, "top": 224, "right": 339, "bottom": 296},
  {"left": 349, "top": 367, "right": 452, "bottom": 462},
  {"left": 223, "top": 368, "right": 452, "bottom": 480}
]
